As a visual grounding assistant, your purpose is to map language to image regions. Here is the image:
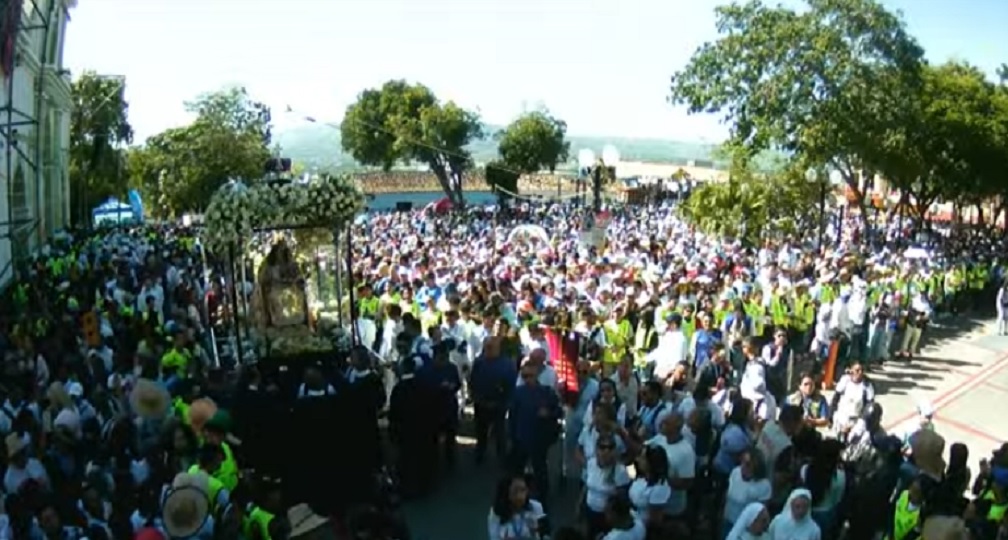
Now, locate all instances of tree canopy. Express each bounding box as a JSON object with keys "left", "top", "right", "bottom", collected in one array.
[
  {"left": 69, "top": 72, "right": 133, "bottom": 225},
  {"left": 127, "top": 87, "right": 272, "bottom": 217},
  {"left": 671, "top": 0, "right": 1008, "bottom": 224},
  {"left": 340, "top": 80, "right": 483, "bottom": 205},
  {"left": 497, "top": 111, "right": 570, "bottom": 175},
  {"left": 680, "top": 154, "right": 822, "bottom": 244}
]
